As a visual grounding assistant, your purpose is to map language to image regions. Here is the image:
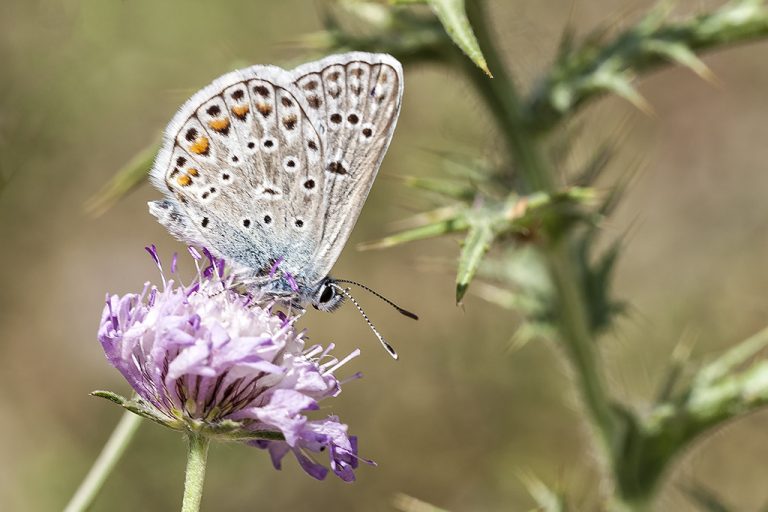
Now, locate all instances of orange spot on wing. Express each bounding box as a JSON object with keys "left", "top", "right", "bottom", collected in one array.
[
  {"left": 189, "top": 136, "right": 209, "bottom": 155},
  {"left": 177, "top": 175, "right": 192, "bottom": 187},
  {"left": 231, "top": 105, "right": 249, "bottom": 120},
  {"left": 187, "top": 168, "right": 199, "bottom": 177},
  {"left": 256, "top": 102, "right": 272, "bottom": 117},
  {"left": 208, "top": 118, "right": 230, "bottom": 133}
]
